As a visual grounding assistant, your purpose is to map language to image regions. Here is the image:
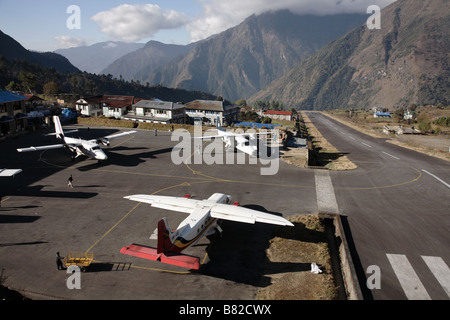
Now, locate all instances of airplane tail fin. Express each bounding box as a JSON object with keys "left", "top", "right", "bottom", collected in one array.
[
  {"left": 157, "top": 218, "right": 174, "bottom": 254},
  {"left": 53, "top": 115, "right": 64, "bottom": 139}
]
